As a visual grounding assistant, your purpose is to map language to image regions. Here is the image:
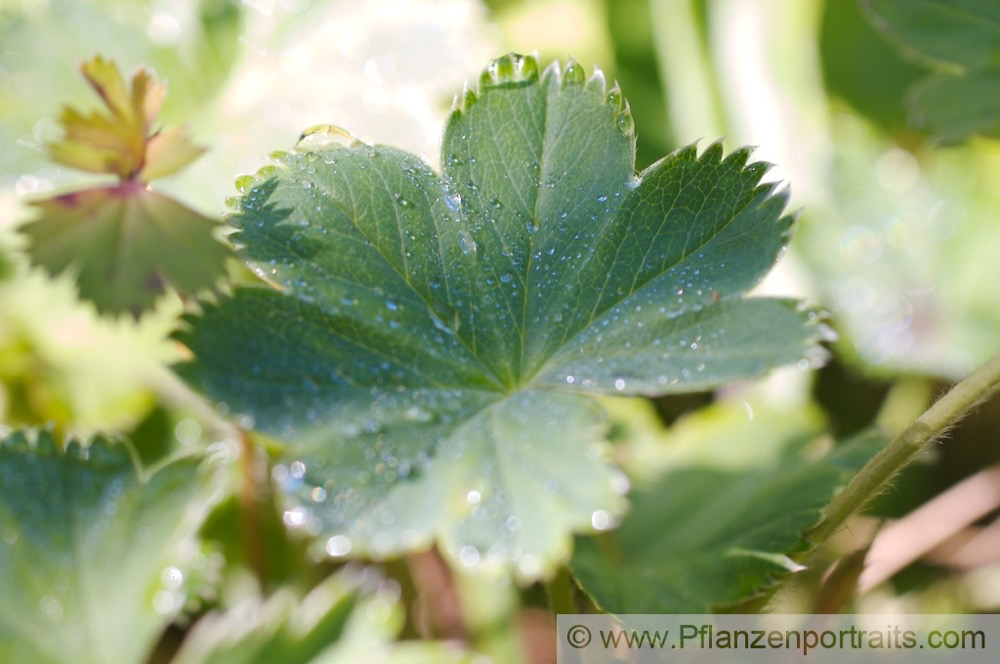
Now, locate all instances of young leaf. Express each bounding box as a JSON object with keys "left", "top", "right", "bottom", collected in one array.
[
  {"left": 20, "top": 56, "right": 232, "bottom": 317},
  {"left": 863, "top": 0, "right": 1000, "bottom": 139},
  {"left": 22, "top": 184, "right": 231, "bottom": 316},
  {"left": 0, "top": 430, "right": 225, "bottom": 664},
  {"left": 175, "top": 53, "right": 823, "bottom": 578},
  {"left": 47, "top": 55, "right": 203, "bottom": 182},
  {"left": 571, "top": 403, "right": 884, "bottom": 613}
]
